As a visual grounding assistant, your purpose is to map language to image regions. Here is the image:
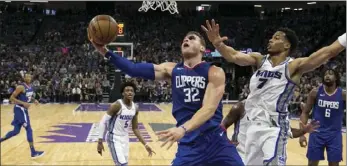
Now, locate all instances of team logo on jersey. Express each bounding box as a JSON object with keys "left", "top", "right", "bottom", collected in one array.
[
  {"left": 255, "top": 70, "right": 282, "bottom": 79},
  {"left": 39, "top": 122, "right": 152, "bottom": 143}
]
